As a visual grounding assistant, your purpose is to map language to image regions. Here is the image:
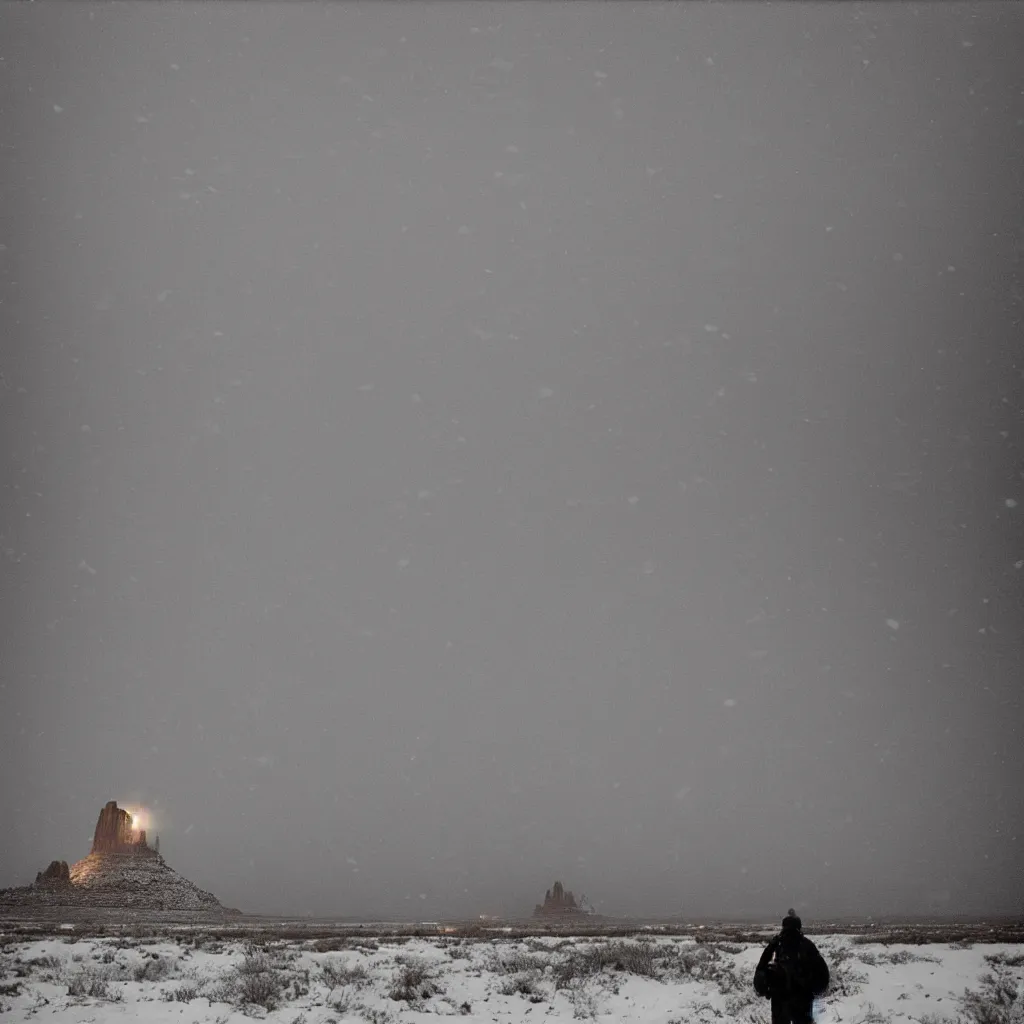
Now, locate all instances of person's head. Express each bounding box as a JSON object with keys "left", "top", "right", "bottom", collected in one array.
[{"left": 781, "top": 908, "right": 802, "bottom": 934}]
